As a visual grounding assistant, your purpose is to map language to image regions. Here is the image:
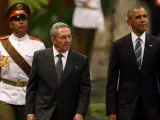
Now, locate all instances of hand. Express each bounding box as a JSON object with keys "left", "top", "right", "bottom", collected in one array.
[
  {"left": 27, "top": 114, "right": 36, "bottom": 120},
  {"left": 108, "top": 114, "right": 116, "bottom": 120},
  {"left": 73, "top": 114, "right": 83, "bottom": 120}
]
